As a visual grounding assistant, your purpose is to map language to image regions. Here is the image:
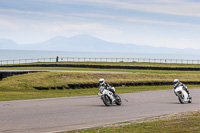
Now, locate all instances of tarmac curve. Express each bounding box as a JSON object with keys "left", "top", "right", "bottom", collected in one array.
[{"left": 0, "top": 88, "right": 200, "bottom": 133}]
